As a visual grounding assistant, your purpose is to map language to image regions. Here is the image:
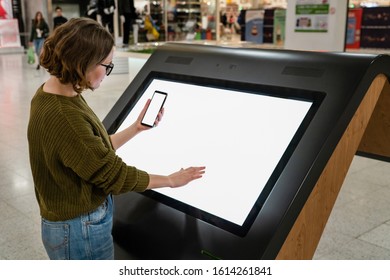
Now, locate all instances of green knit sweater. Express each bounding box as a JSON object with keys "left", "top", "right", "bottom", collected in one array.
[{"left": 27, "top": 85, "right": 149, "bottom": 221}]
